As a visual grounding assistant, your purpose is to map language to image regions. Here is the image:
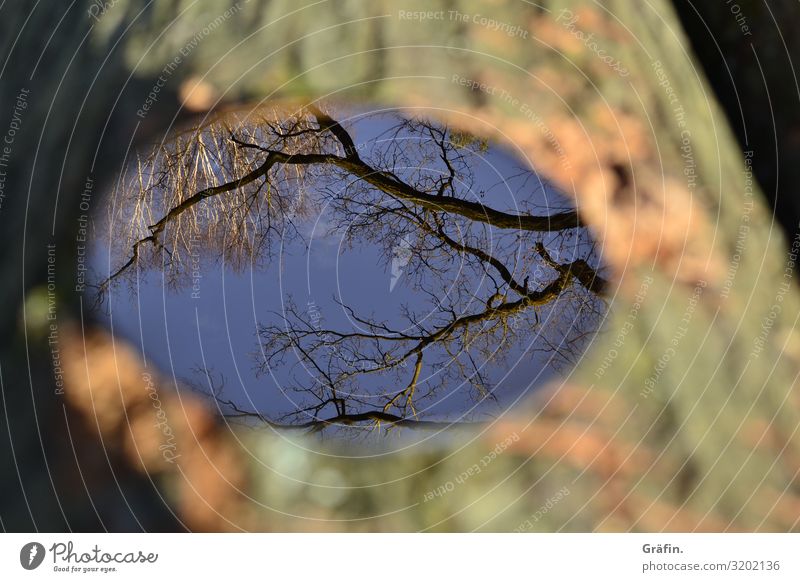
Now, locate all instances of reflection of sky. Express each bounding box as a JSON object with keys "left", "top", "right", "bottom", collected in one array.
[{"left": 94, "top": 111, "right": 594, "bottom": 427}]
